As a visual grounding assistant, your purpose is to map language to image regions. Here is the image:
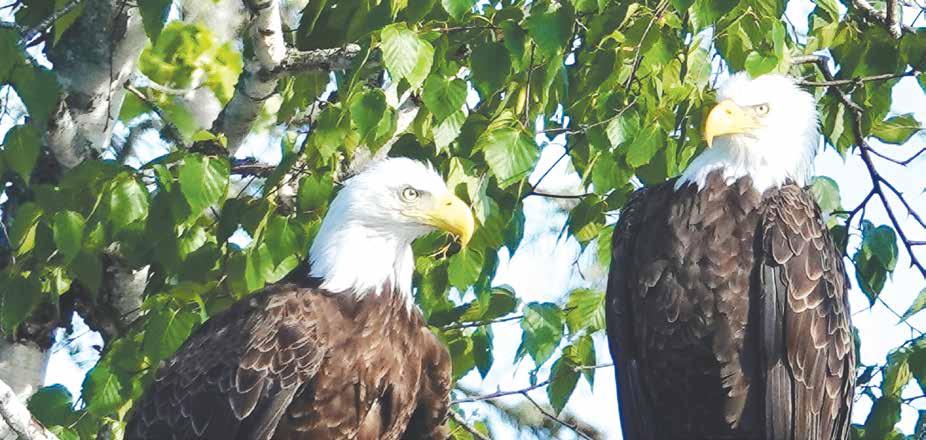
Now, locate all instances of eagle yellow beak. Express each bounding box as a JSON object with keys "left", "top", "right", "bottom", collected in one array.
[
  {"left": 423, "top": 193, "right": 475, "bottom": 247},
  {"left": 704, "top": 99, "right": 758, "bottom": 147}
]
